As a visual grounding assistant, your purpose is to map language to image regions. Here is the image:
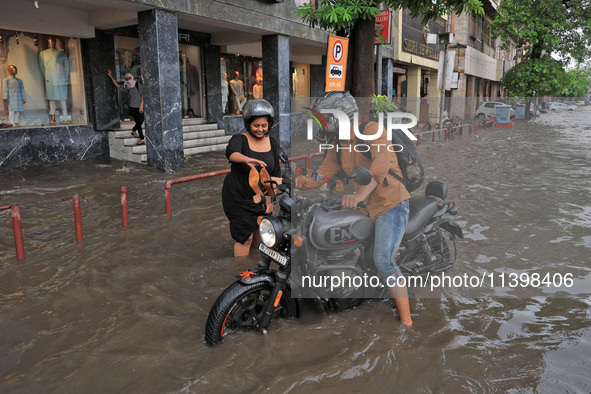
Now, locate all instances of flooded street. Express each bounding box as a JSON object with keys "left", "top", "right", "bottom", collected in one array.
[{"left": 1, "top": 107, "right": 591, "bottom": 392}]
